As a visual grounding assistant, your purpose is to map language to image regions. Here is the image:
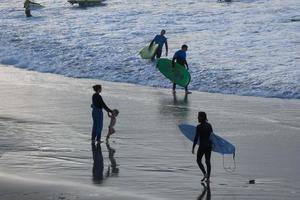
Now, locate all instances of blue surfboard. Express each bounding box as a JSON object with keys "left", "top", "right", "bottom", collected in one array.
[{"left": 178, "top": 124, "right": 235, "bottom": 156}]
